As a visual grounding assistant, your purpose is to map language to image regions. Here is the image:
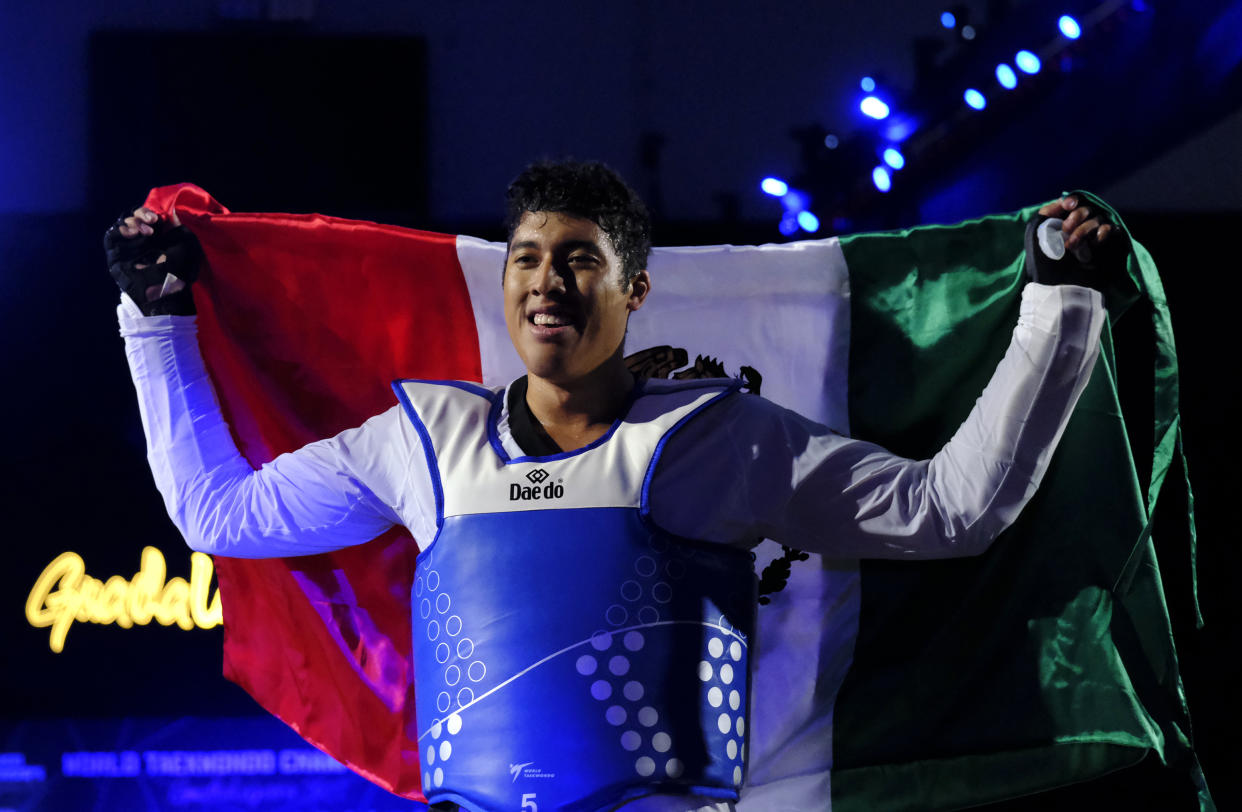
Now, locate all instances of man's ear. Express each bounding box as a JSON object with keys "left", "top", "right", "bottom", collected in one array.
[{"left": 628, "top": 269, "right": 651, "bottom": 312}]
